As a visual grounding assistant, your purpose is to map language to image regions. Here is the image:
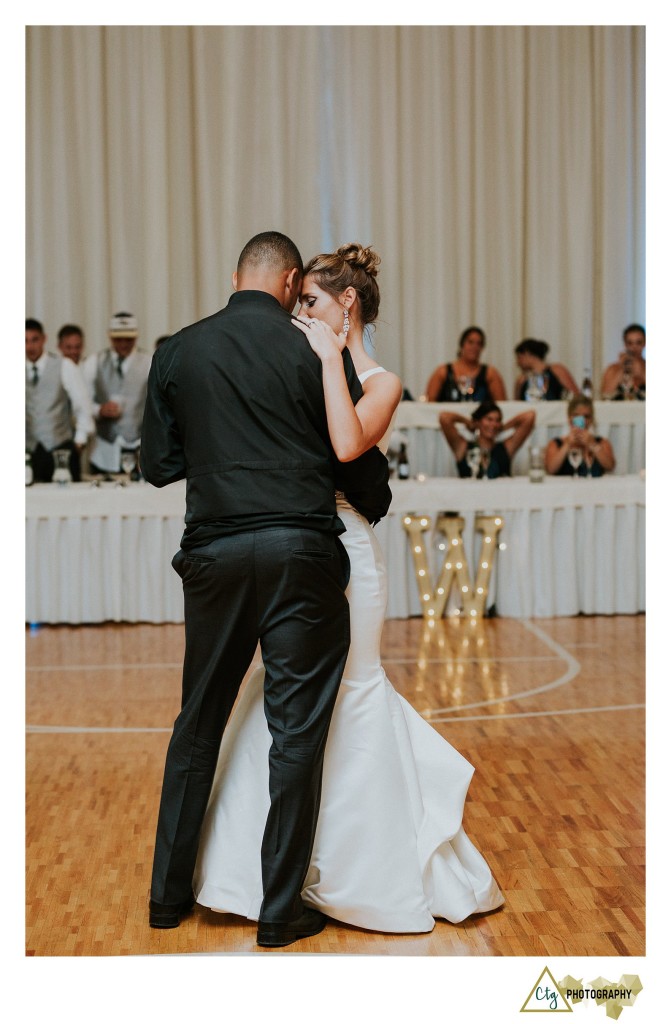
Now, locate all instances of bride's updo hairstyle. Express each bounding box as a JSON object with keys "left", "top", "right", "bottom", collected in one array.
[{"left": 304, "top": 243, "right": 381, "bottom": 325}]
